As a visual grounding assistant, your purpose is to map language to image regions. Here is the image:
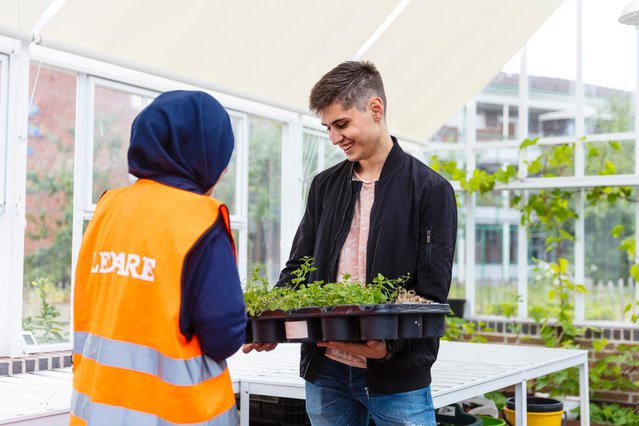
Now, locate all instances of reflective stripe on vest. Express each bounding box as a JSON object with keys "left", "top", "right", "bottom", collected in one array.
[
  {"left": 73, "top": 331, "right": 227, "bottom": 386},
  {"left": 71, "top": 389, "right": 238, "bottom": 426}
]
